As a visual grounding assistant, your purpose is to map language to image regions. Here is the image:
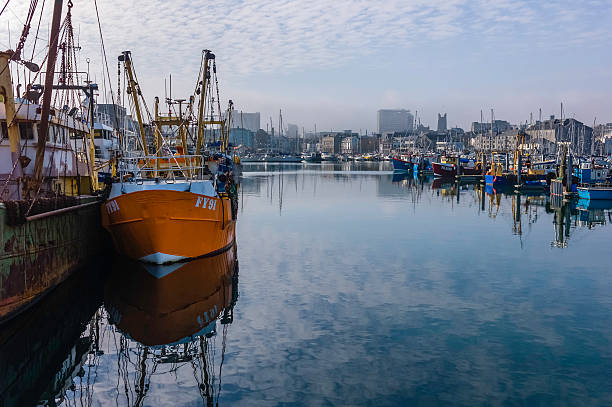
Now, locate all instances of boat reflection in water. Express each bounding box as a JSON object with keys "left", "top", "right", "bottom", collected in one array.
[
  {"left": 104, "top": 244, "right": 239, "bottom": 405},
  {"left": 0, "top": 264, "right": 105, "bottom": 407}
]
